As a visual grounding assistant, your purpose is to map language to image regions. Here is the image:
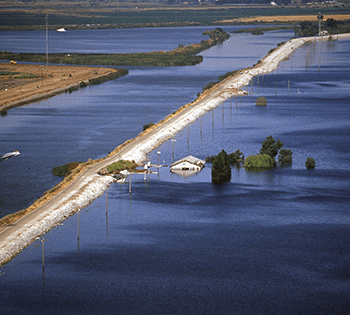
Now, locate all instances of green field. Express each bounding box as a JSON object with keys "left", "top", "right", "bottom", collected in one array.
[{"left": 1, "top": 6, "right": 350, "bottom": 30}]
